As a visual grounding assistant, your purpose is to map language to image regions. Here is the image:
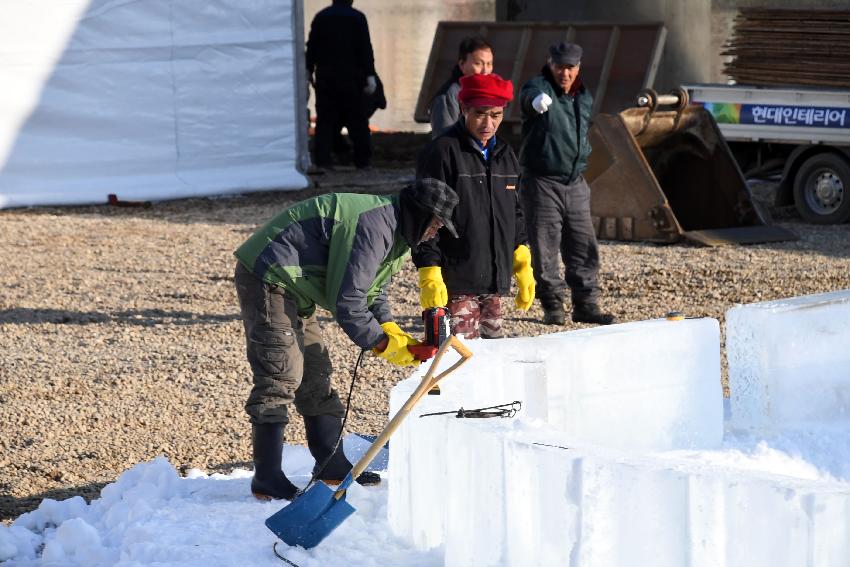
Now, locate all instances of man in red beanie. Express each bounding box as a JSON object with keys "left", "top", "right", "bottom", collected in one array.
[{"left": 413, "top": 73, "right": 535, "bottom": 339}]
